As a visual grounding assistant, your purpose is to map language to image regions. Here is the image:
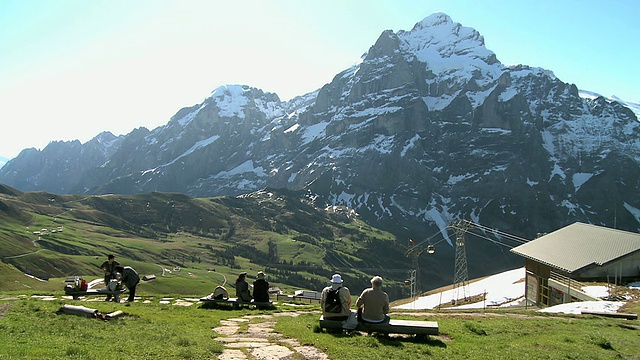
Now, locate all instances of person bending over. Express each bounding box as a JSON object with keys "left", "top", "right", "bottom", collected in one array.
[{"left": 115, "top": 265, "right": 140, "bottom": 303}]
